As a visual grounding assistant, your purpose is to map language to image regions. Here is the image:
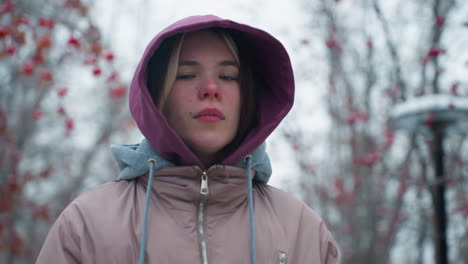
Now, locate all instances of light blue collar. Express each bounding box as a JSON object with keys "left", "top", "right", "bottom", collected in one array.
[{"left": 111, "top": 139, "right": 272, "bottom": 184}]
